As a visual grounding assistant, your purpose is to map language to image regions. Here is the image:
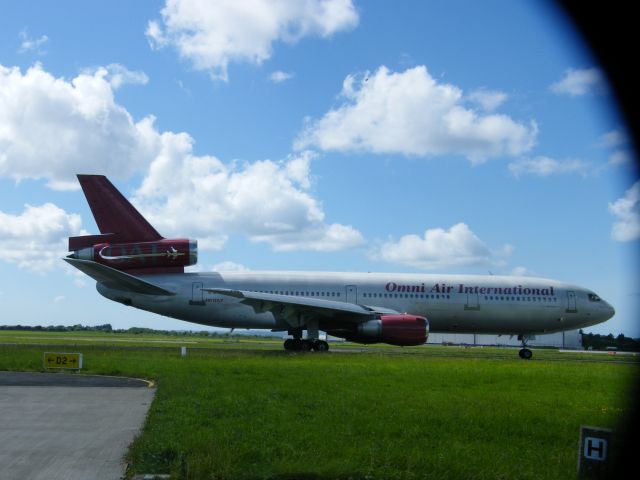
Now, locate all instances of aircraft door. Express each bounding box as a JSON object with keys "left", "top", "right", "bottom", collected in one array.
[
  {"left": 345, "top": 285, "right": 357, "bottom": 304},
  {"left": 566, "top": 290, "right": 577, "bottom": 313},
  {"left": 189, "top": 282, "right": 205, "bottom": 306},
  {"left": 465, "top": 293, "right": 480, "bottom": 310}
]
